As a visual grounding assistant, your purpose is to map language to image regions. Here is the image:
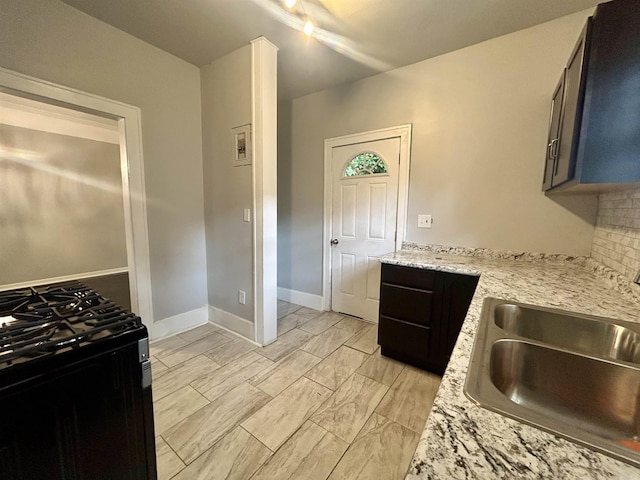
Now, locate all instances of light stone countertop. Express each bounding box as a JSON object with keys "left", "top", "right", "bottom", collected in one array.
[{"left": 379, "top": 246, "right": 640, "bottom": 479}]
